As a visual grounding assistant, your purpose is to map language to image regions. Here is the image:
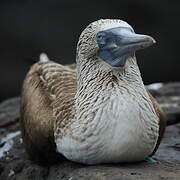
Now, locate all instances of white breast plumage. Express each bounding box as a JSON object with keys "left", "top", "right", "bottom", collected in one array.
[{"left": 56, "top": 86, "right": 159, "bottom": 164}]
